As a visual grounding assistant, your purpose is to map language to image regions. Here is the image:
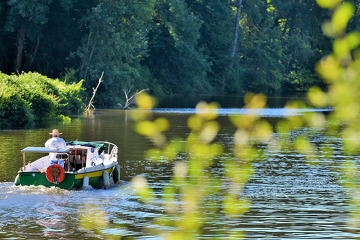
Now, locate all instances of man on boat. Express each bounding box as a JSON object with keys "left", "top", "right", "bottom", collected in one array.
[{"left": 45, "top": 129, "right": 67, "bottom": 167}]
